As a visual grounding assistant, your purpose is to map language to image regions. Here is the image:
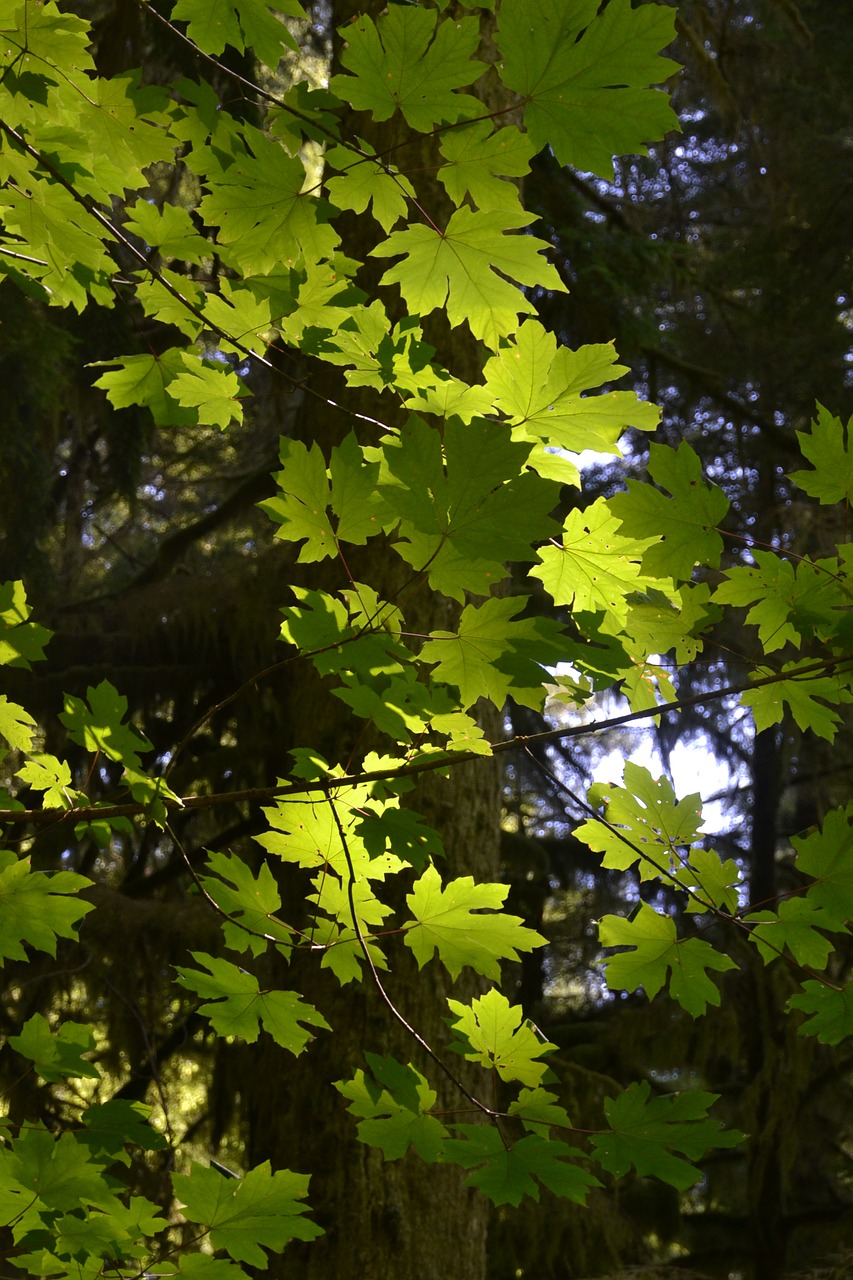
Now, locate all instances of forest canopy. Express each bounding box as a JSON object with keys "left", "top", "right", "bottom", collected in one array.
[{"left": 0, "top": 2, "right": 851, "bottom": 1279}]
